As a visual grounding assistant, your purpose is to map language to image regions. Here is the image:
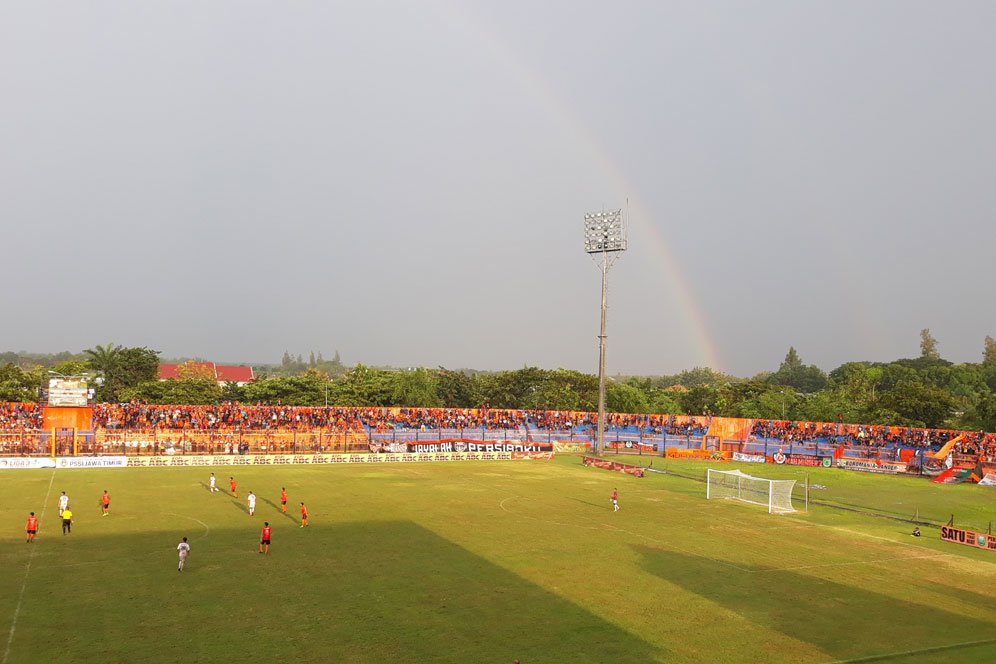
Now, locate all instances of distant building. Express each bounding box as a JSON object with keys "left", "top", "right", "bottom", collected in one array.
[{"left": 158, "top": 363, "right": 255, "bottom": 387}]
